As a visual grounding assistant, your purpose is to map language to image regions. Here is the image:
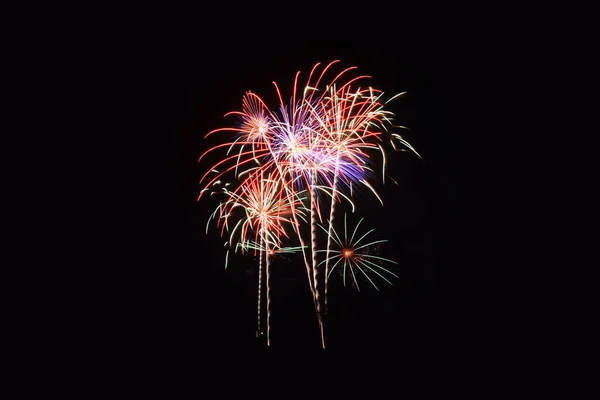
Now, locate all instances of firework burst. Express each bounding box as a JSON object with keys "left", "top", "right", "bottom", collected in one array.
[
  {"left": 316, "top": 213, "right": 399, "bottom": 291},
  {"left": 198, "top": 60, "right": 420, "bottom": 348}
]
